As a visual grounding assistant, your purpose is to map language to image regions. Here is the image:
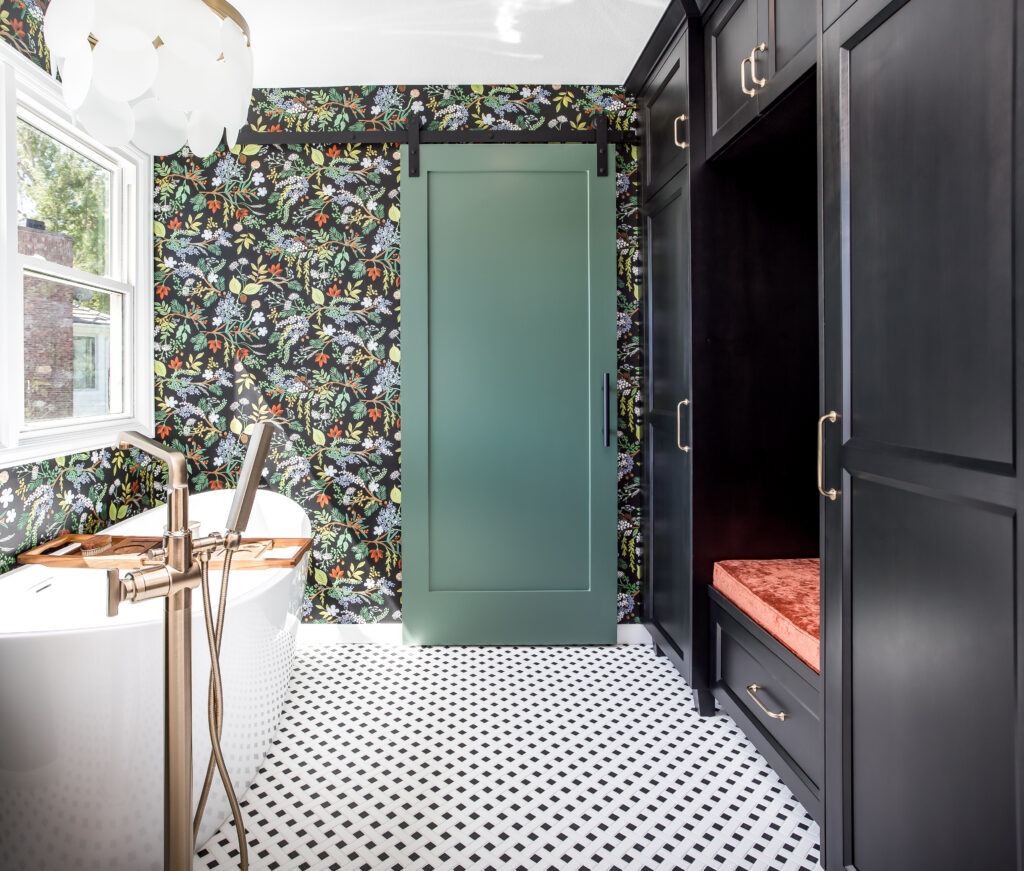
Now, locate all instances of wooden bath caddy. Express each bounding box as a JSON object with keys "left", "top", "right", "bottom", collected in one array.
[{"left": 18, "top": 533, "right": 313, "bottom": 571}]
